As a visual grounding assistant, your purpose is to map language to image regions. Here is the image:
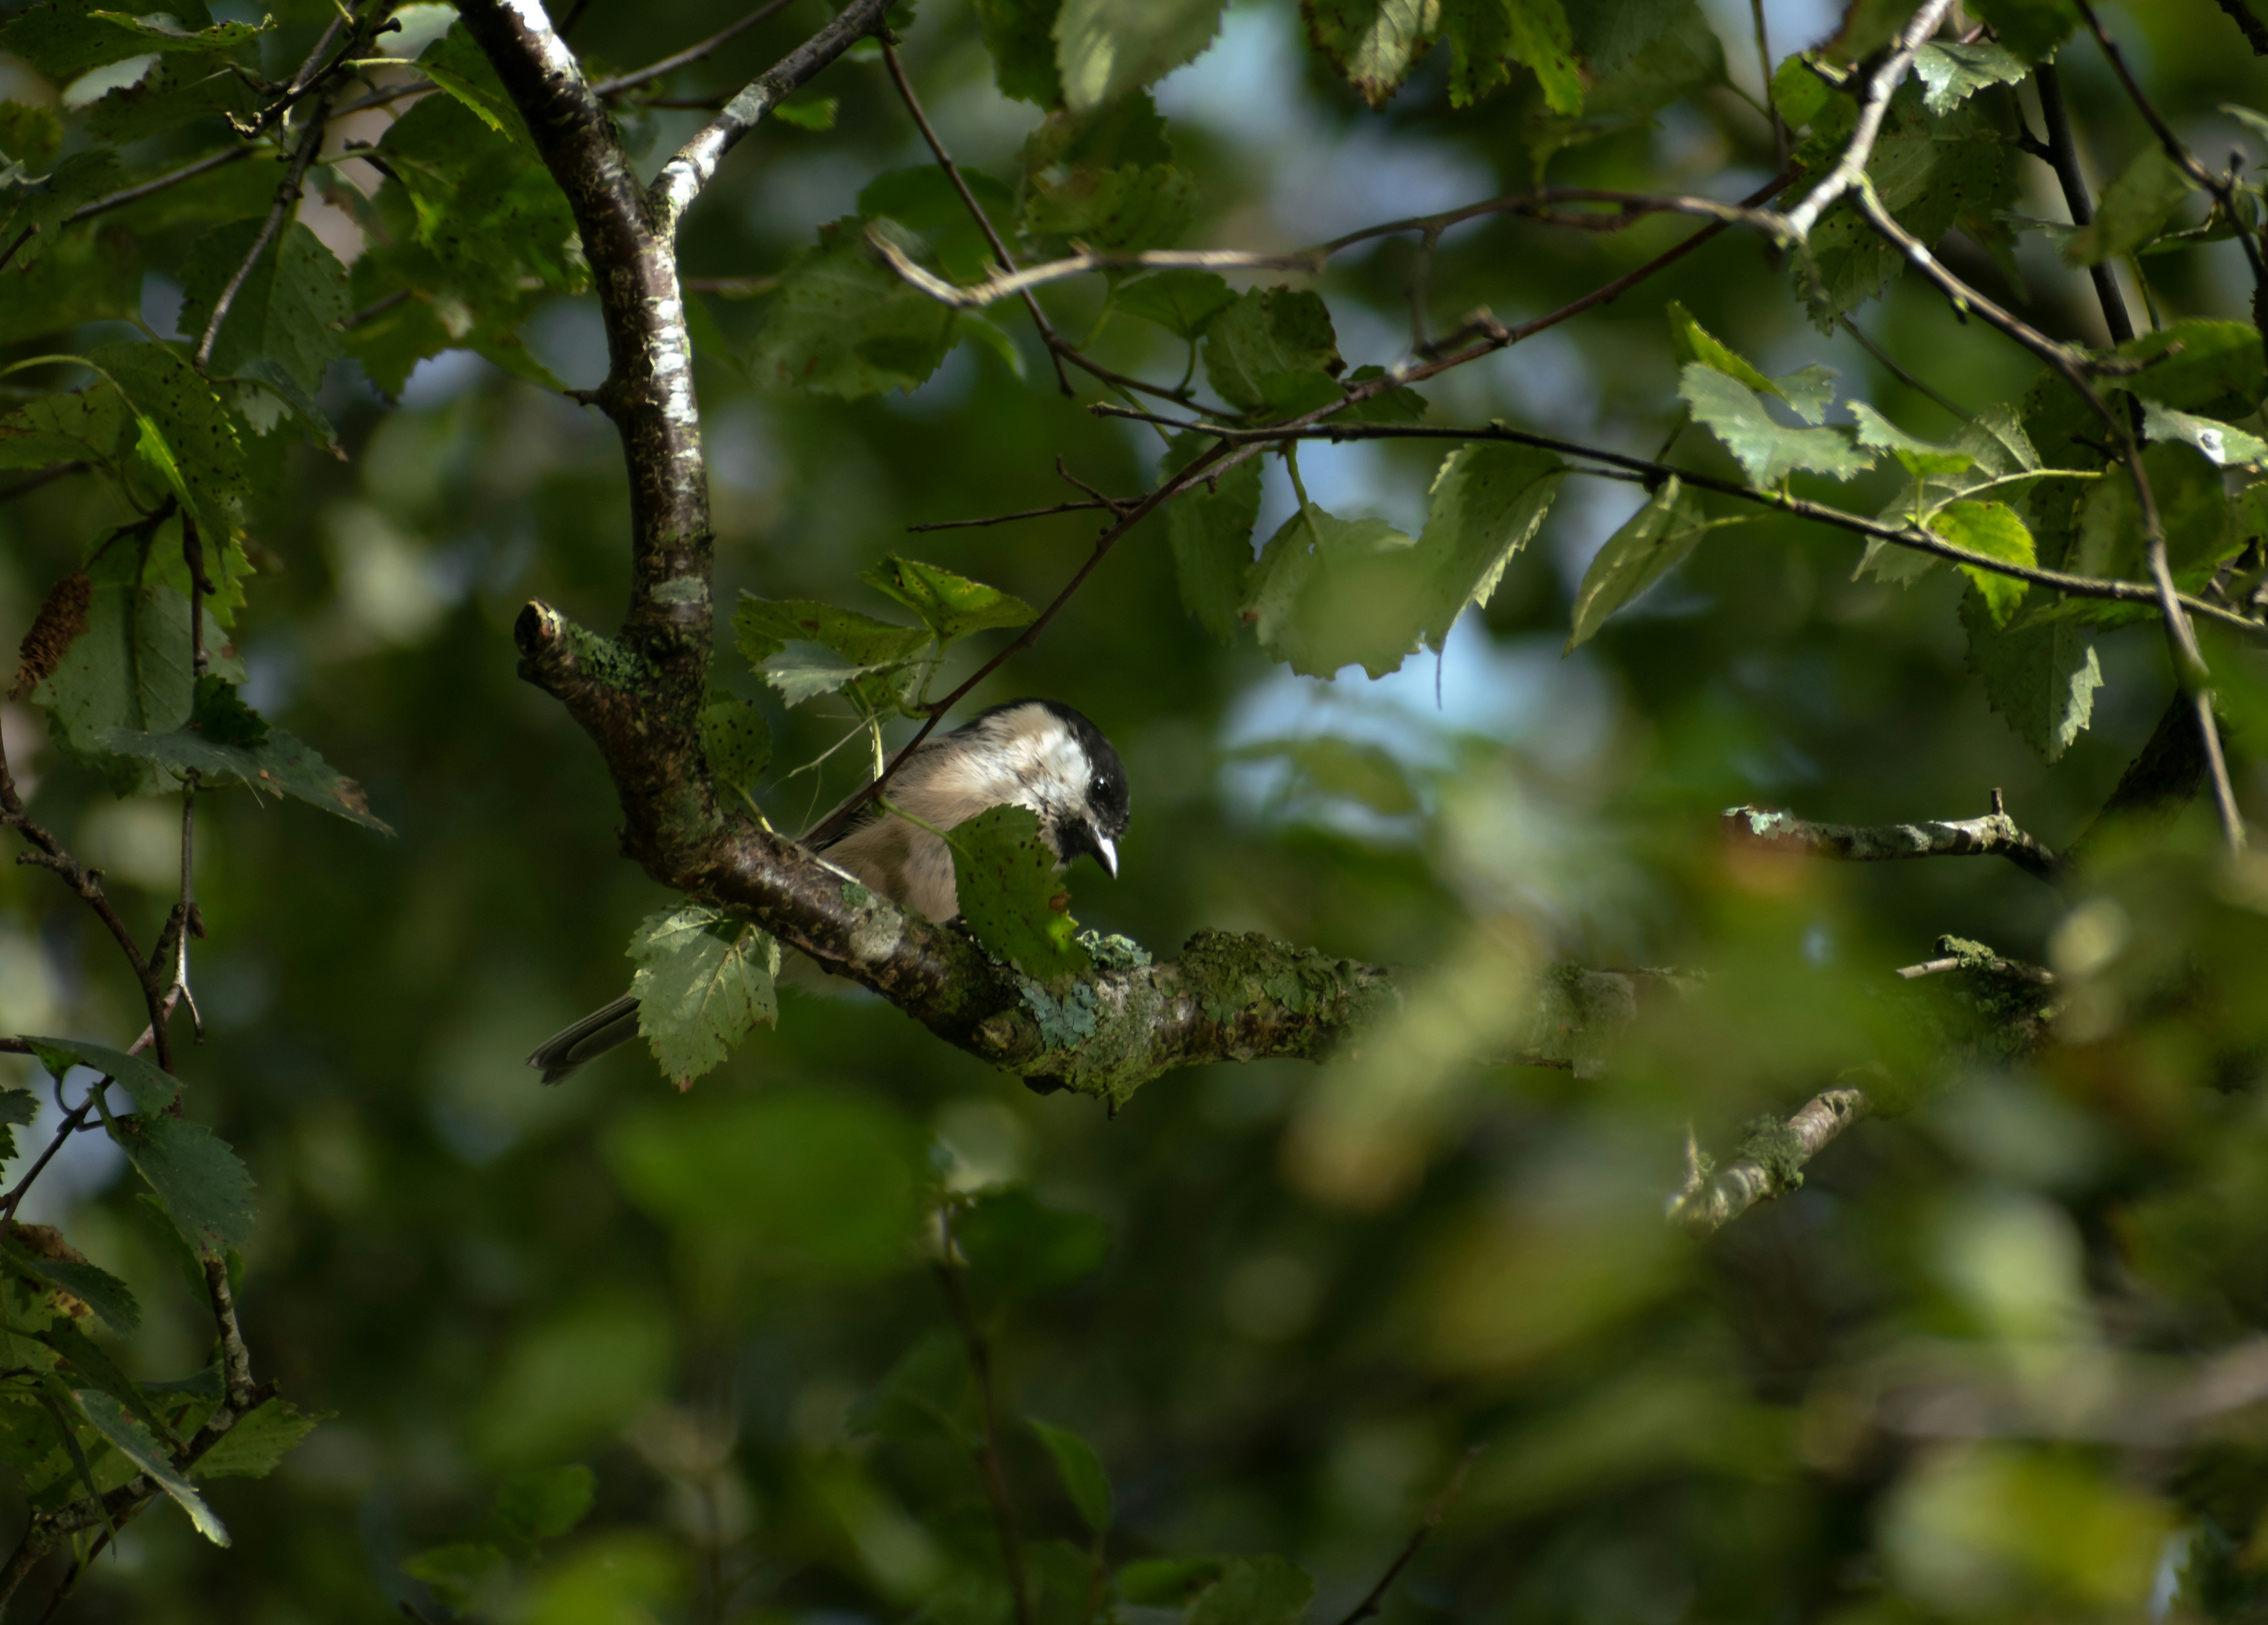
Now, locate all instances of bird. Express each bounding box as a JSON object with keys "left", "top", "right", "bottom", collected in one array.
[{"left": 527, "top": 698, "right": 1130, "bottom": 1083}]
